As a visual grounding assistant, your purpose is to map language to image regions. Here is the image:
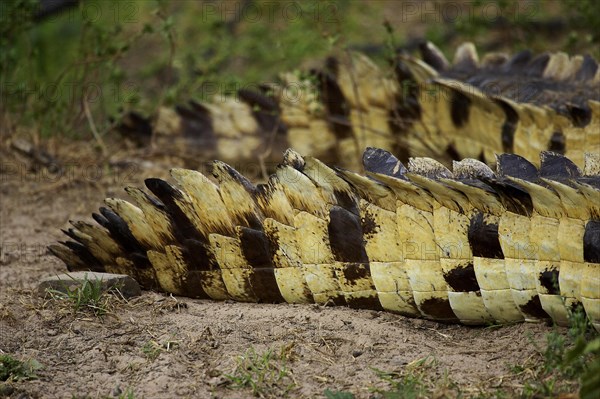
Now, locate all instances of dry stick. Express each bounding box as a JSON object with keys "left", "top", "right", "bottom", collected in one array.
[{"left": 83, "top": 92, "right": 107, "bottom": 157}]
